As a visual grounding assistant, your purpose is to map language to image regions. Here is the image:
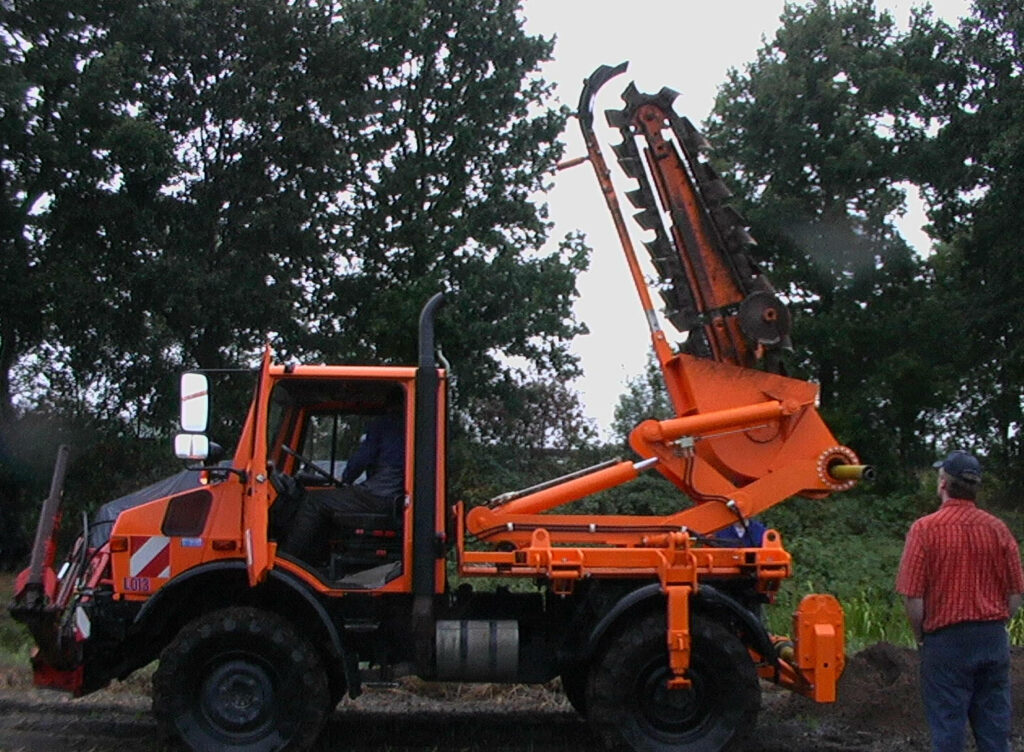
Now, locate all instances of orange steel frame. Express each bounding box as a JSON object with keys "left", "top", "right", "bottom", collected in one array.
[
  {"left": 102, "top": 354, "right": 848, "bottom": 699},
  {"left": 102, "top": 349, "right": 849, "bottom": 699},
  {"left": 456, "top": 355, "right": 852, "bottom": 699}
]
